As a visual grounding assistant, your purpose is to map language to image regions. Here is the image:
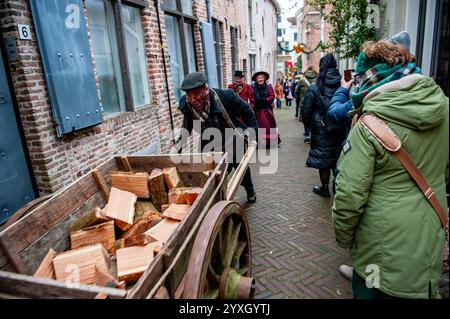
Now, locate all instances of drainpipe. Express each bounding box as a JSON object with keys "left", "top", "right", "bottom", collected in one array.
[
  {"left": 206, "top": 0, "right": 212, "bottom": 23},
  {"left": 154, "top": 0, "right": 176, "bottom": 145}
]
